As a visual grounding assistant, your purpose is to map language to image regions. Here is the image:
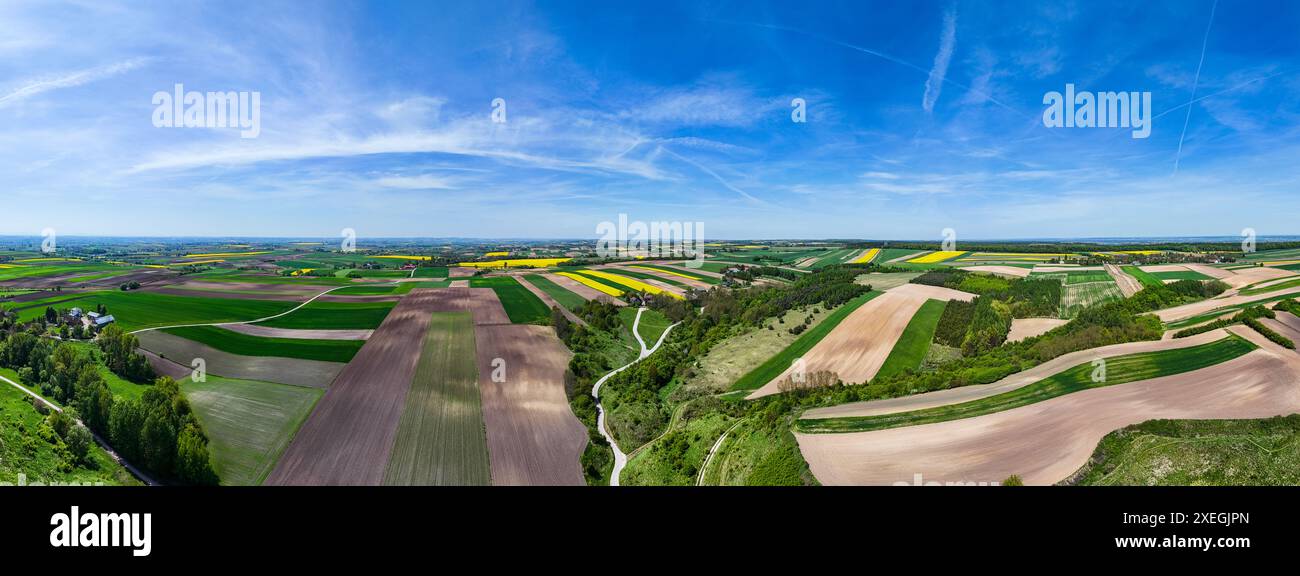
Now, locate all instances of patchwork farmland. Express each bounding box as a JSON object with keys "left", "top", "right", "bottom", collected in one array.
[{"left": 4, "top": 235, "right": 1300, "bottom": 490}]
